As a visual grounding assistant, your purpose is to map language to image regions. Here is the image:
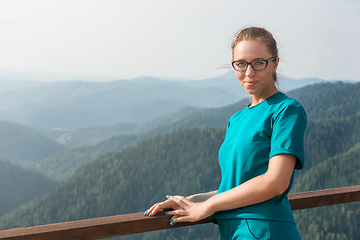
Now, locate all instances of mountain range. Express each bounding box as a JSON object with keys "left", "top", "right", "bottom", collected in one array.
[
  {"left": 0, "top": 76, "right": 359, "bottom": 239},
  {"left": 0, "top": 72, "right": 326, "bottom": 135}
]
